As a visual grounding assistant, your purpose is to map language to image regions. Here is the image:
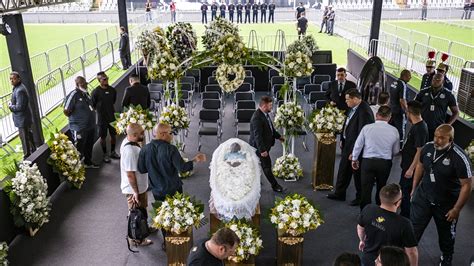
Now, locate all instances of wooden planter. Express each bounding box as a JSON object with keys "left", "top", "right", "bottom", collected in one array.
[
  {"left": 165, "top": 228, "right": 193, "bottom": 266},
  {"left": 276, "top": 230, "right": 304, "bottom": 266},
  {"left": 210, "top": 204, "right": 260, "bottom": 235},
  {"left": 226, "top": 256, "right": 256, "bottom": 266},
  {"left": 312, "top": 133, "right": 337, "bottom": 191}
]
